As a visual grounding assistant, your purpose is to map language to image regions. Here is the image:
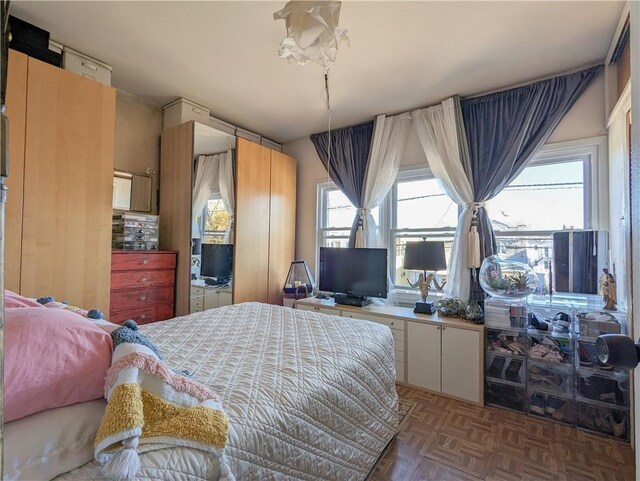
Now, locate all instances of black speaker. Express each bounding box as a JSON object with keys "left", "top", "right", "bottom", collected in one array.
[{"left": 596, "top": 334, "right": 640, "bottom": 369}]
